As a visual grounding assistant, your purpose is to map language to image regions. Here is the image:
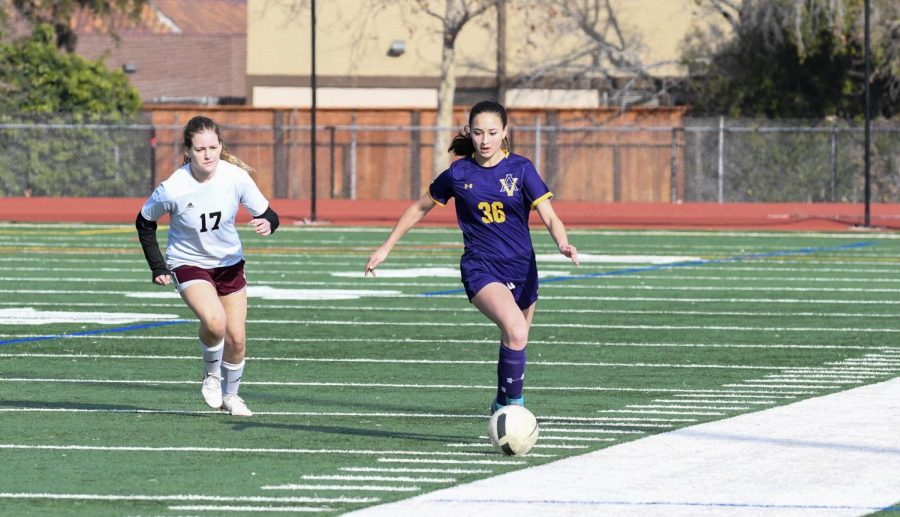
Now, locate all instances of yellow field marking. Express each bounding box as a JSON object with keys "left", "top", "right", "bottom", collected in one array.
[
  {"left": 0, "top": 246, "right": 140, "bottom": 254},
  {"left": 0, "top": 227, "right": 146, "bottom": 237},
  {"left": 75, "top": 228, "right": 138, "bottom": 236}
]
